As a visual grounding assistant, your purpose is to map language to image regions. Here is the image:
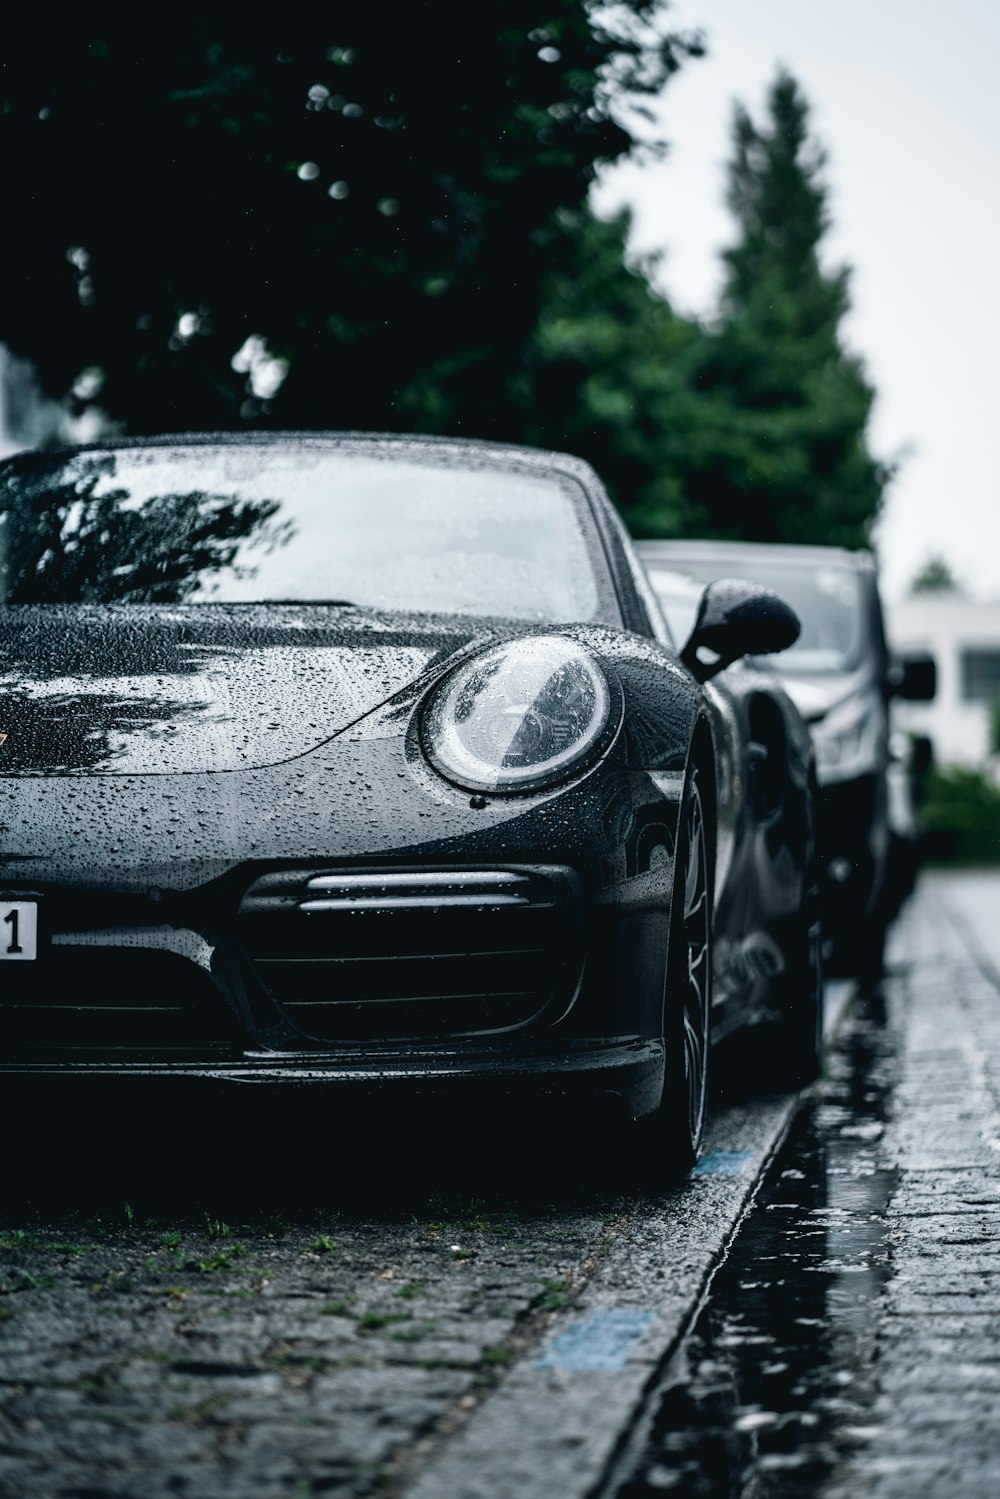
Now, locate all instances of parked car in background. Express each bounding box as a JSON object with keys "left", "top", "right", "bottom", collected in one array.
[
  {"left": 637, "top": 541, "right": 936, "bottom": 988},
  {"left": 0, "top": 433, "right": 819, "bottom": 1174},
  {"left": 884, "top": 725, "right": 935, "bottom": 915}
]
